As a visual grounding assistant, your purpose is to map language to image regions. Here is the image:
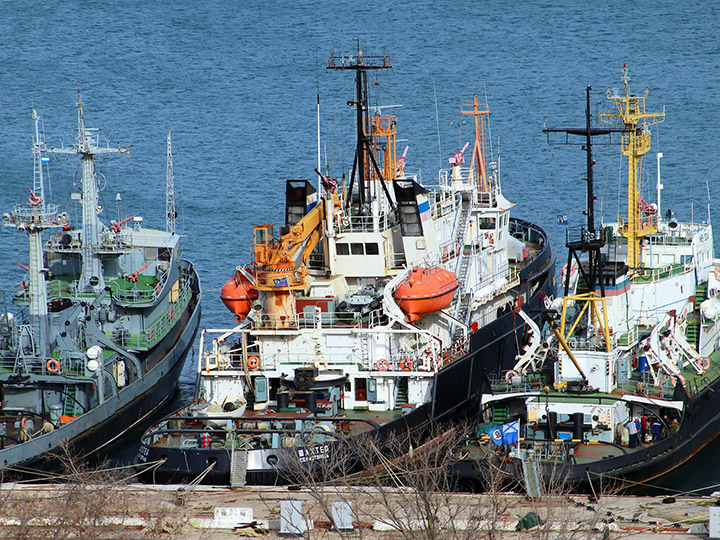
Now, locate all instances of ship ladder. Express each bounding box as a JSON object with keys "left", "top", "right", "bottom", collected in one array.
[
  {"left": 492, "top": 404, "right": 508, "bottom": 424},
  {"left": 521, "top": 452, "right": 543, "bottom": 499},
  {"left": 64, "top": 385, "right": 79, "bottom": 417},
  {"left": 360, "top": 334, "right": 371, "bottom": 370},
  {"left": 450, "top": 195, "right": 473, "bottom": 338},
  {"left": 230, "top": 436, "right": 248, "bottom": 487}
]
